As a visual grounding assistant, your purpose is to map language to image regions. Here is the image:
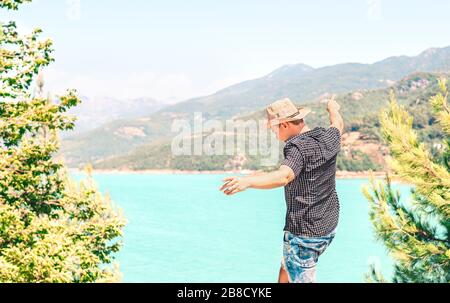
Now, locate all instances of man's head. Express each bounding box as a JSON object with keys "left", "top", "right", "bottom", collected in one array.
[{"left": 266, "top": 98, "right": 311, "bottom": 142}]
